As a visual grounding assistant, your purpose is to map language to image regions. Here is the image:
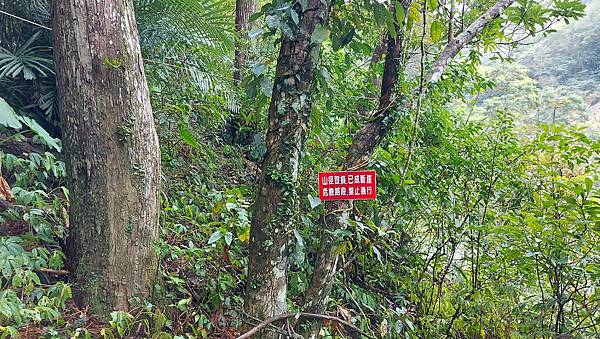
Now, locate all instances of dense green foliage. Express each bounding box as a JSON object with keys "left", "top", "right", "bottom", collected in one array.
[{"left": 1, "top": 0, "right": 599, "bottom": 337}]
